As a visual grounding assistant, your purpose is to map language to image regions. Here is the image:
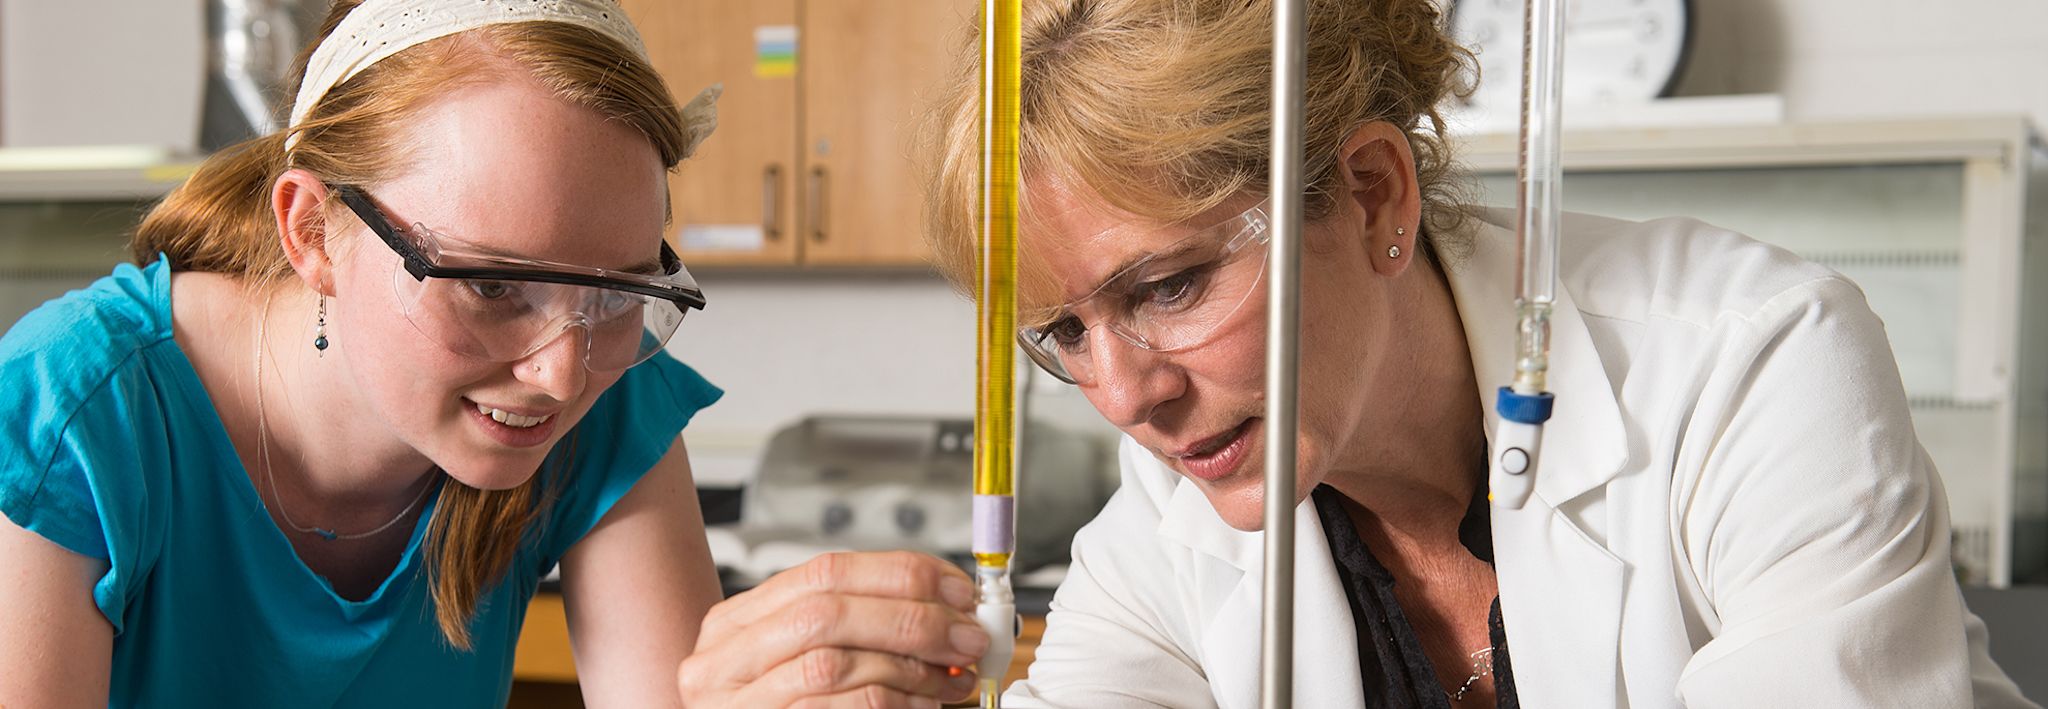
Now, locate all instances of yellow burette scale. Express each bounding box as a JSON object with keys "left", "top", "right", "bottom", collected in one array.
[{"left": 972, "top": 0, "right": 1022, "bottom": 706}]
